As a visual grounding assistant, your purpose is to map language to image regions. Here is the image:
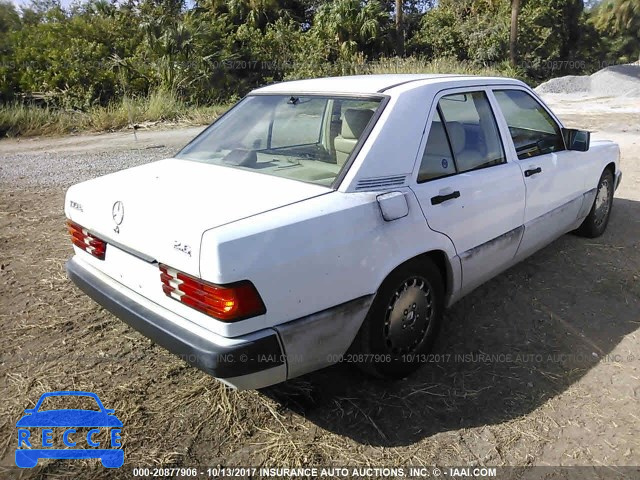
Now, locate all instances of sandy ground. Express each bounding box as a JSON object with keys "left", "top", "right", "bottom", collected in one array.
[{"left": 0, "top": 95, "right": 639, "bottom": 479}]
